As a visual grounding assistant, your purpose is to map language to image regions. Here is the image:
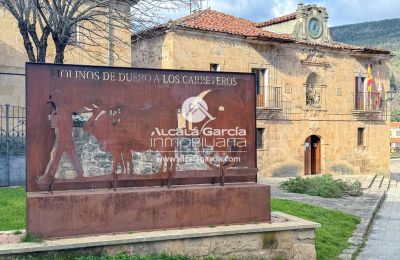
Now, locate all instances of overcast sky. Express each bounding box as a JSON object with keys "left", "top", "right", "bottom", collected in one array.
[{"left": 165, "top": 0, "right": 400, "bottom": 27}]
